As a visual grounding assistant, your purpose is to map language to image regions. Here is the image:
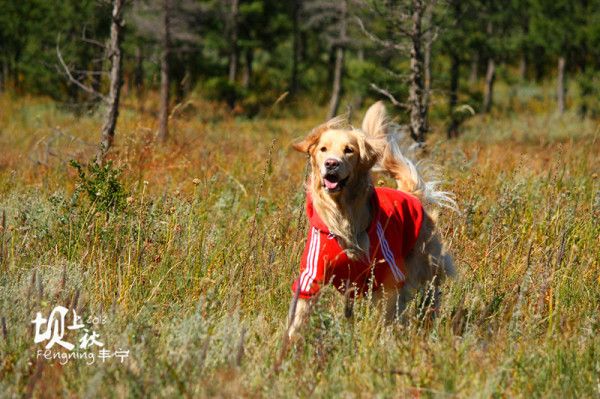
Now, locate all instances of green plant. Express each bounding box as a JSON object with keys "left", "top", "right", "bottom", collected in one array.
[
  {"left": 204, "top": 77, "right": 243, "bottom": 109},
  {"left": 0, "top": 92, "right": 598, "bottom": 397},
  {"left": 69, "top": 160, "right": 127, "bottom": 213}
]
